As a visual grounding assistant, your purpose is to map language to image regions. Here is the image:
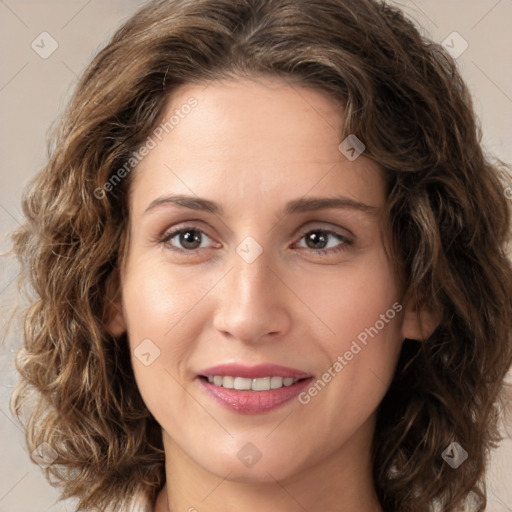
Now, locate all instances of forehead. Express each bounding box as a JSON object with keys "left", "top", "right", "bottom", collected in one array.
[{"left": 129, "top": 76, "right": 385, "bottom": 217}]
